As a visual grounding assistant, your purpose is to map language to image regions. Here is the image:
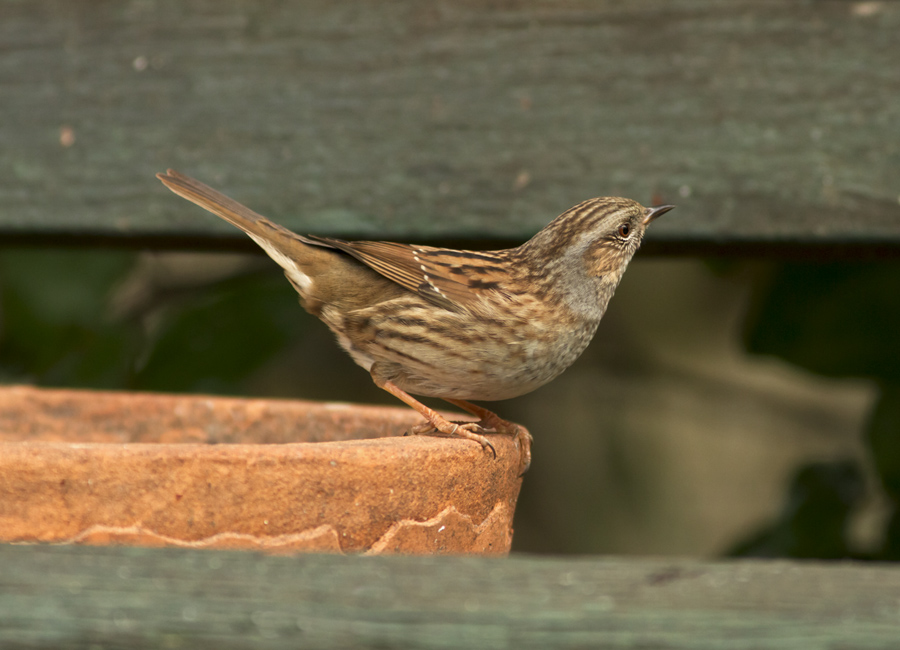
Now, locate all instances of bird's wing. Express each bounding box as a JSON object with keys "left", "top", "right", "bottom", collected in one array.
[{"left": 304, "top": 236, "right": 512, "bottom": 313}]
